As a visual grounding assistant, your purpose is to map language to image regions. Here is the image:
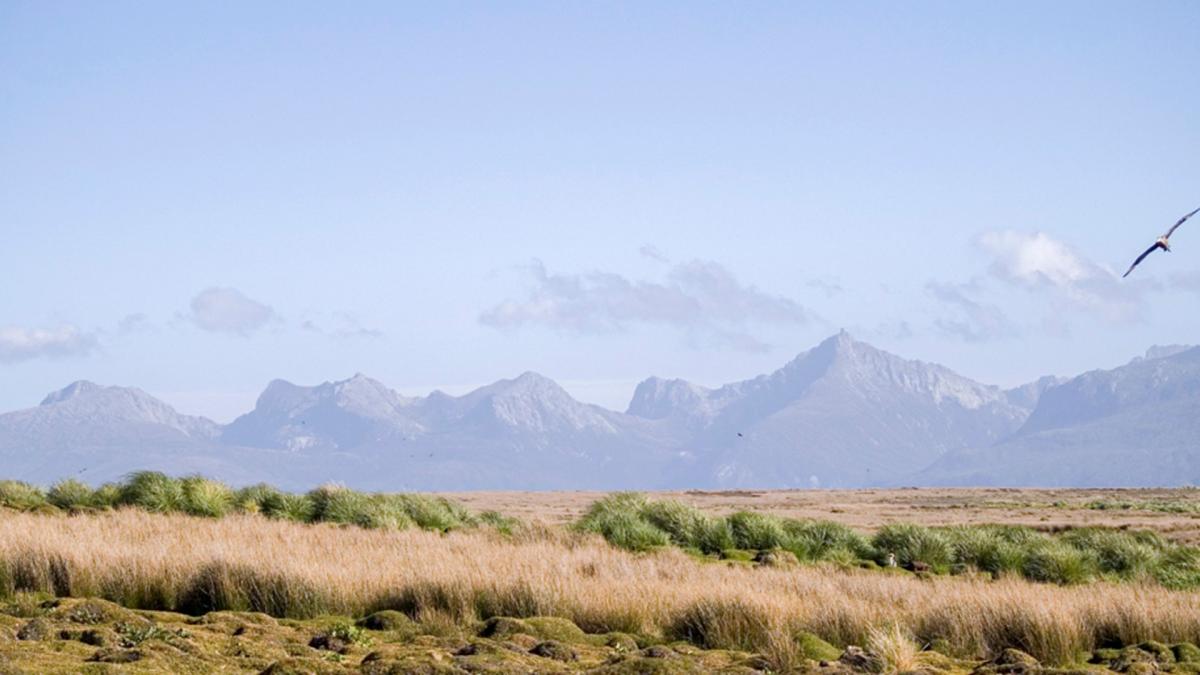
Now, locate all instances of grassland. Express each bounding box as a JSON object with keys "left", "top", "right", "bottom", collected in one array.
[{"left": 2, "top": 478, "right": 1200, "bottom": 673}]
